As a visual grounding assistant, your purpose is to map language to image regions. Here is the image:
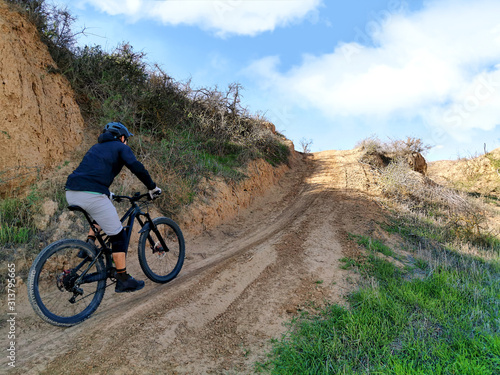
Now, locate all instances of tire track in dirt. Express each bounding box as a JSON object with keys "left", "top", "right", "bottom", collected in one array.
[{"left": 10, "top": 154, "right": 313, "bottom": 375}]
